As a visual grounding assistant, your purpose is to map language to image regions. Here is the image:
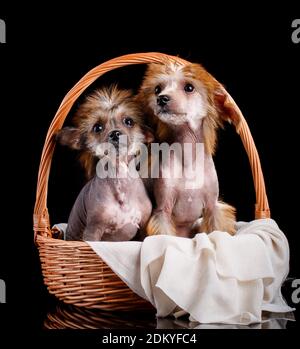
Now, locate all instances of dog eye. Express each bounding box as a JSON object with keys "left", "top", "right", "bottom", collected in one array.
[
  {"left": 155, "top": 85, "right": 161, "bottom": 95},
  {"left": 123, "top": 117, "right": 135, "bottom": 128},
  {"left": 184, "top": 83, "right": 194, "bottom": 93},
  {"left": 92, "top": 123, "right": 104, "bottom": 133}
]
